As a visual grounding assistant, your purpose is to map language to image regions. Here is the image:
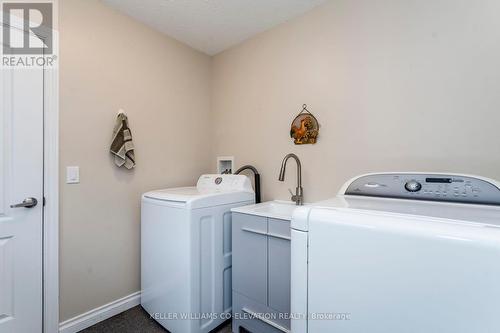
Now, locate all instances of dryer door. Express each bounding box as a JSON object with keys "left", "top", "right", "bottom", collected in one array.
[{"left": 305, "top": 208, "right": 500, "bottom": 333}]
